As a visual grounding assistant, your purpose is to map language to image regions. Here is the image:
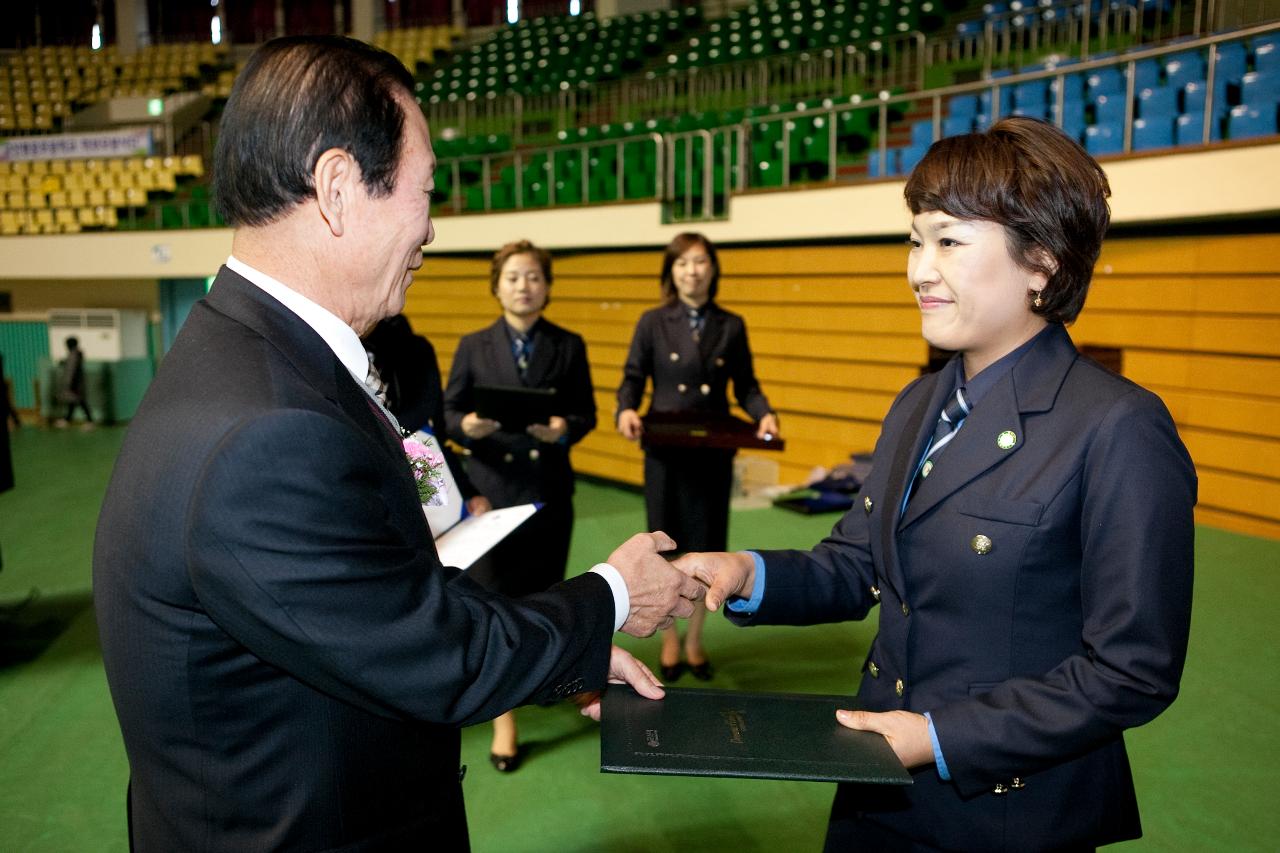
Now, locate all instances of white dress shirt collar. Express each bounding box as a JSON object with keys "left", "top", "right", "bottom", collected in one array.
[{"left": 226, "top": 255, "right": 369, "bottom": 386}]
